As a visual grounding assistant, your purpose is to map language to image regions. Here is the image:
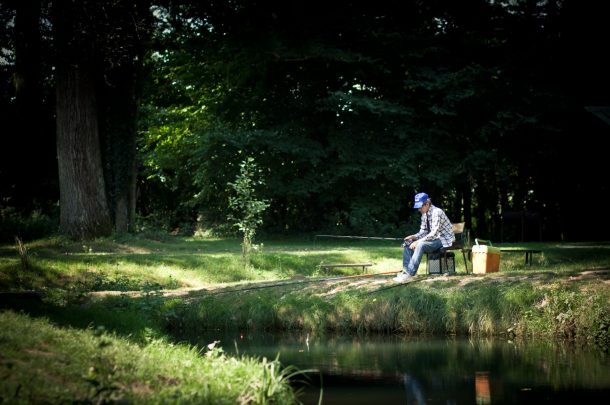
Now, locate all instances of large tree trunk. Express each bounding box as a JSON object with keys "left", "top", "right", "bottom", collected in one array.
[
  {"left": 113, "top": 142, "right": 137, "bottom": 234},
  {"left": 112, "top": 155, "right": 137, "bottom": 233},
  {"left": 51, "top": 0, "right": 145, "bottom": 239},
  {"left": 55, "top": 65, "right": 112, "bottom": 239}
]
